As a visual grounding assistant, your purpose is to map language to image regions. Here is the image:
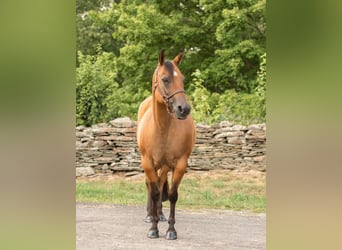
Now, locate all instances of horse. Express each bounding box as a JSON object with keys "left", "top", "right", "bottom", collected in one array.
[{"left": 137, "top": 50, "right": 196, "bottom": 240}]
